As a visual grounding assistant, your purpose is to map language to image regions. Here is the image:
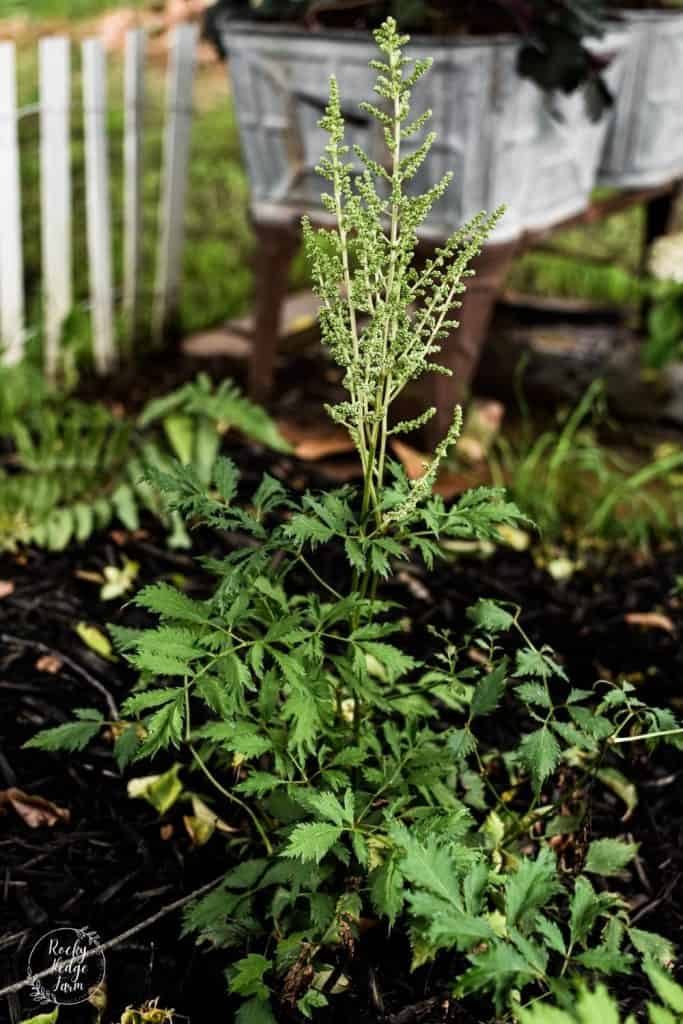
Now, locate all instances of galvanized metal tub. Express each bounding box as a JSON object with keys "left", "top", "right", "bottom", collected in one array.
[
  {"left": 219, "top": 19, "right": 628, "bottom": 244},
  {"left": 599, "top": 10, "right": 683, "bottom": 189}
]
